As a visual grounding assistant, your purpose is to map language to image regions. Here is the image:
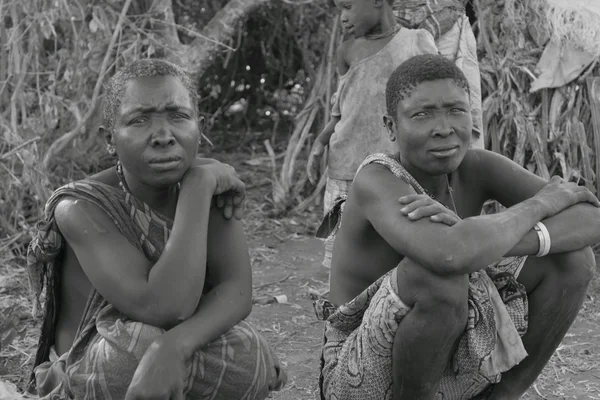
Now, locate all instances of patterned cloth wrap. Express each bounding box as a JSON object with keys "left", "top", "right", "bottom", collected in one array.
[
  {"left": 321, "top": 178, "right": 353, "bottom": 268},
  {"left": 27, "top": 180, "right": 286, "bottom": 400},
  {"left": 314, "top": 154, "right": 530, "bottom": 400}
]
